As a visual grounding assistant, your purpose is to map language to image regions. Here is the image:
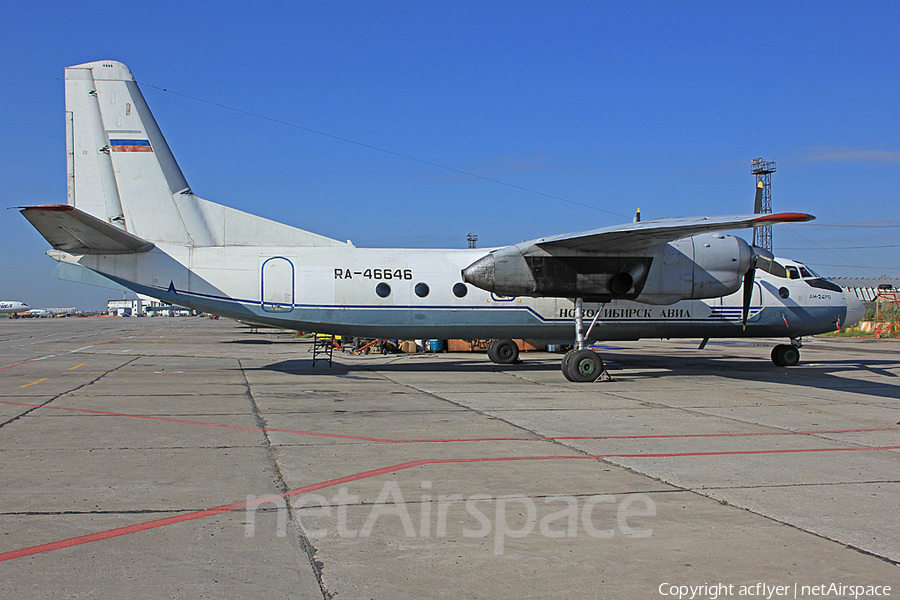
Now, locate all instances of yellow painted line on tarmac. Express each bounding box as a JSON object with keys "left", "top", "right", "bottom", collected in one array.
[
  {"left": 67, "top": 363, "right": 86, "bottom": 371},
  {"left": 18, "top": 378, "right": 49, "bottom": 388}
]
